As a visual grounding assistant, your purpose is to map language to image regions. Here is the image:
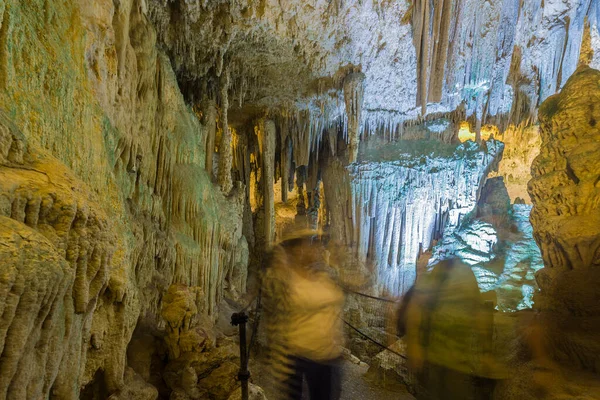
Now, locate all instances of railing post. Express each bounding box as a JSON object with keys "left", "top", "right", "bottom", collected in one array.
[{"left": 231, "top": 312, "right": 250, "bottom": 400}]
